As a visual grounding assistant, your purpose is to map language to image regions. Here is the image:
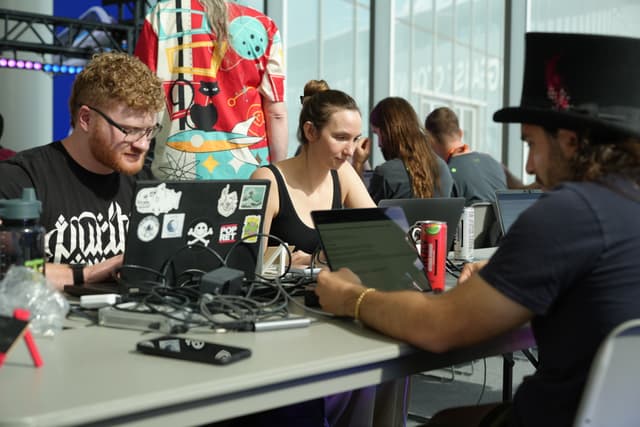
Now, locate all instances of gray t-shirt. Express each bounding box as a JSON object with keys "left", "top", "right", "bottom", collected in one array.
[
  {"left": 368, "top": 157, "right": 453, "bottom": 203},
  {"left": 448, "top": 151, "right": 506, "bottom": 205}
]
